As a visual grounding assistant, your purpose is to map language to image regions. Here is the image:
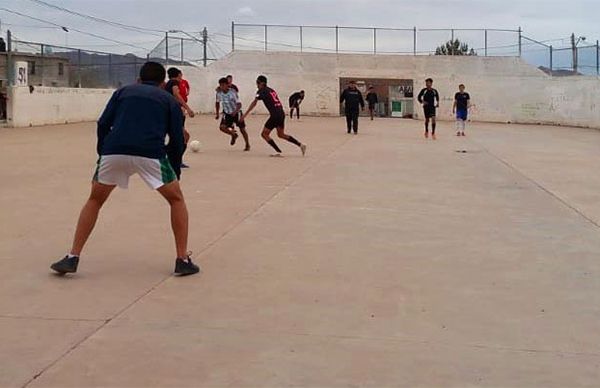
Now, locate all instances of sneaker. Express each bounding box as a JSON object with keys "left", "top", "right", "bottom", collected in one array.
[
  {"left": 230, "top": 132, "right": 239, "bottom": 146},
  {"left": 174, "top": 254, "right": 200, "bottom": 276},
  {"left": 456, "top": 132, "right": 461, "bottom": 136},
  {"left": 180, "top": 162, "right": 190, "bottom": 169},
  {"left": 51, "top": 255, "right": 79, "bottom": 274},
  {"left": 300, "top": 144, "right": 307, "bottom": 157},
  {"left": 432, "top": 133, "right": 437, "bottom": 140},
  {"left": 461, "top": 132, "right": 466, "bottom": 137},
  {"left": 244, "top": 145, "right": 251, "bottom": 152},
  {"left": 424, "top": 131, "right": 429, "bottom": 139}
]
